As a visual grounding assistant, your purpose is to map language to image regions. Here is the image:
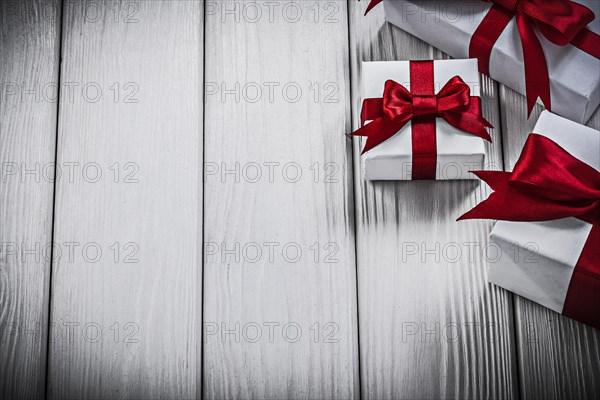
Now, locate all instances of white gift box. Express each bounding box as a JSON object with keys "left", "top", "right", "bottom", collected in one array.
[
  {"left": 488, "top": 111, "right": 600, "bottom": 315},
  {"left": 362, "top": 59, "right": 487, "bottom": 180},
  {"left": 381, "top": 0, "right": 600, "bottom": 123}
]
